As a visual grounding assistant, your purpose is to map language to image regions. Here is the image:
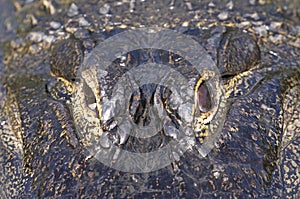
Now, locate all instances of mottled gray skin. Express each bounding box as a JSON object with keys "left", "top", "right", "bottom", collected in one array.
[{"left": 0, "top": 0, "right": 299, "bottom": 198}]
